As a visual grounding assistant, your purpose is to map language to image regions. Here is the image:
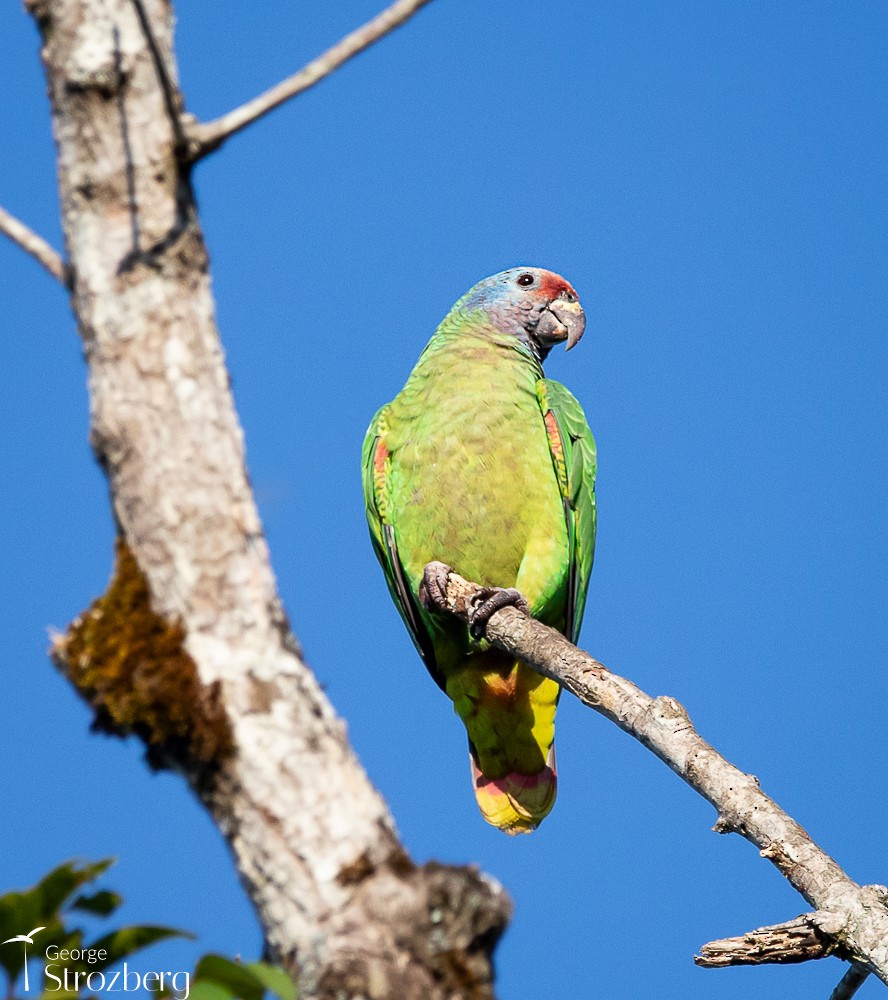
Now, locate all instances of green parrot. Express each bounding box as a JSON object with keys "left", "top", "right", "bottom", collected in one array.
[{"left": 362, "top": 267, "right": 596, "bottom": 834}]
